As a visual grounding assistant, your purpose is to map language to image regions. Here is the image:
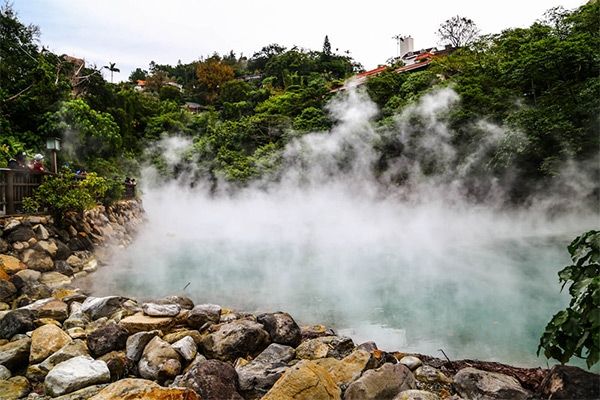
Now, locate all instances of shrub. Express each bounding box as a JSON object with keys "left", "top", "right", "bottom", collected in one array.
[{"left": 538, "top": 230, "right": 600, "bottom": 368}]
